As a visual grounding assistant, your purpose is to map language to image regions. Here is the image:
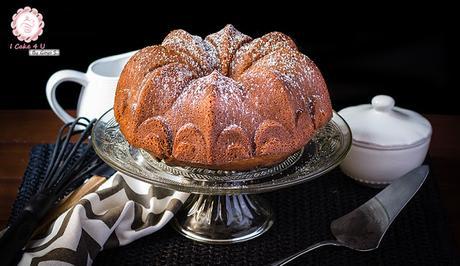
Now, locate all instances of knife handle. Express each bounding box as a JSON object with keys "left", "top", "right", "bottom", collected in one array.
[{"left": 32, "top": 175, "right": 106, "bottom": 237}]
